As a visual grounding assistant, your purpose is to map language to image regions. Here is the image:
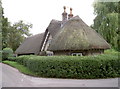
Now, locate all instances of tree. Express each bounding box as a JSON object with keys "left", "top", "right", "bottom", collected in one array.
[
  {"left": 1, "top": 1, "right": 10, "bottom": 49},
  {"left": 2, "top": 15, "right": 9, "bottom": 49},
  {"left": 93, "top": 1, "right": 119, "bottom": 51},
  {"left": 0, "top": 1, "right": 2, "bottom": 50},
  {"left": 7, "top": 21, "right": 32, "bottom": 51}
]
